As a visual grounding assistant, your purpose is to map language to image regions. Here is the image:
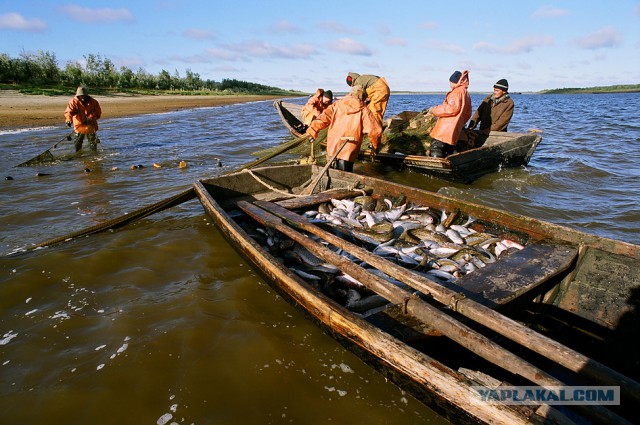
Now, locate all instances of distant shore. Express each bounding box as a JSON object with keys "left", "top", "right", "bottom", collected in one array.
[{"left": 0, "top": 91, "right": 287, "bottom": 130}]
